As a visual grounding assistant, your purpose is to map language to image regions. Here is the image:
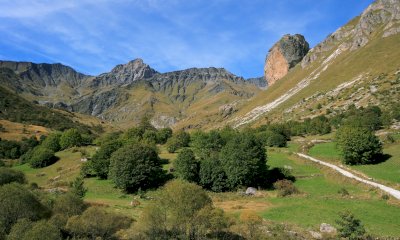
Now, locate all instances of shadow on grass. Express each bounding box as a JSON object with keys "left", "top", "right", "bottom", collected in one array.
[
  {"left": 370, "top": 153, "right": 392, "bottom": 165},
  {"left": 265, "top": 167, "right": 296, "bottom": 189}
]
